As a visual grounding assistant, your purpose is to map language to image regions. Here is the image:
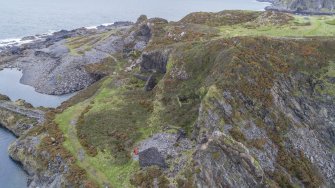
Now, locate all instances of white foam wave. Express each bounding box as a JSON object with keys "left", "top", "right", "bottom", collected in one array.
[
  {"left": 85, "top": 22, "right": 114, "bottom": 30},
  {"left": 85, "top": 25, "right": 98, "bottom": 30},
  {"left": 0, "top": 38, "right": 31, "bottom": 48},
  {"left": 101, "top": 22, "right": 114, "bottom": 26},
  {"left": 0, "top": 30, "right": 56, "bottom": 50}
]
